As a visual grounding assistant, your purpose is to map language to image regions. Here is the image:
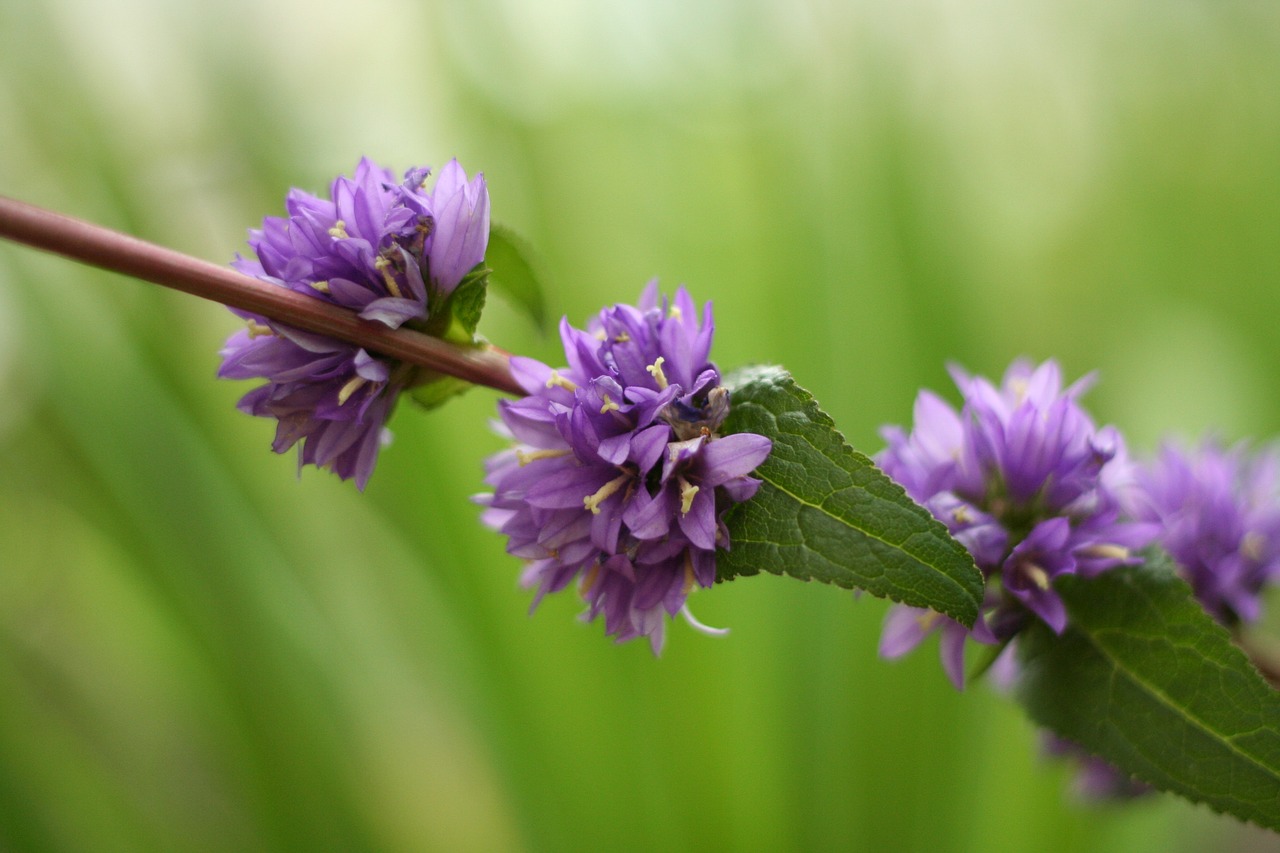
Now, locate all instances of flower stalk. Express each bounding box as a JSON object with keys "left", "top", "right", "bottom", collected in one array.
[{"left": 0, "top": 194, "right": 522, "bottom": 396}]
